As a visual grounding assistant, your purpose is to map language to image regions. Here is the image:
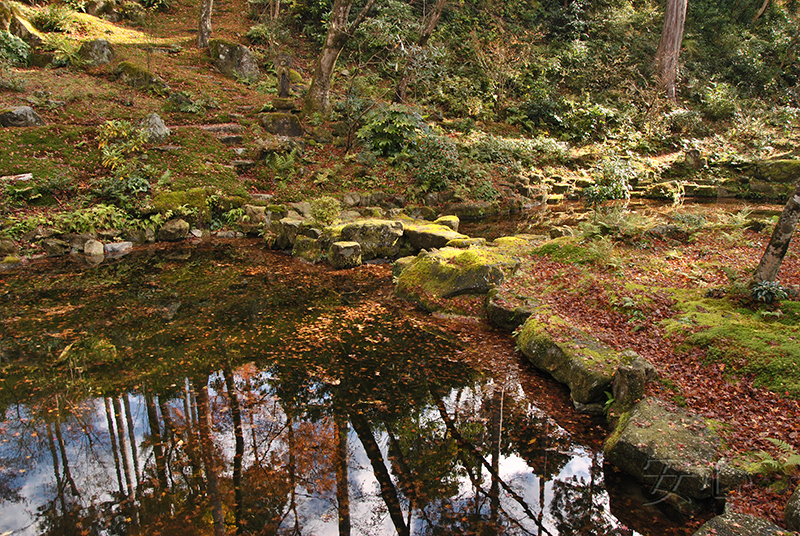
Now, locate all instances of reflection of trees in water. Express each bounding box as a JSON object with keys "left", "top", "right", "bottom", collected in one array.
[{"left": 0, "top": 246, "right": 642, "bottom": 535}]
